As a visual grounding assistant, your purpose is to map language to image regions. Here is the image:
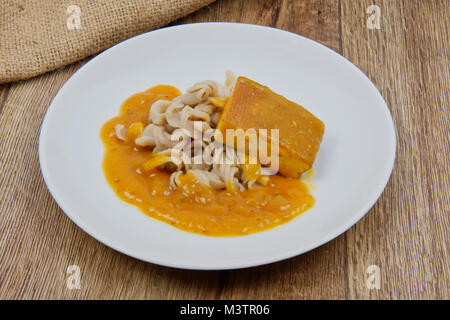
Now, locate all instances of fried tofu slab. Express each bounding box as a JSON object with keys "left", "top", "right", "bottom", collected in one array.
[{"left": 216, "top": 77, "right": 325, "bottom": 178}]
